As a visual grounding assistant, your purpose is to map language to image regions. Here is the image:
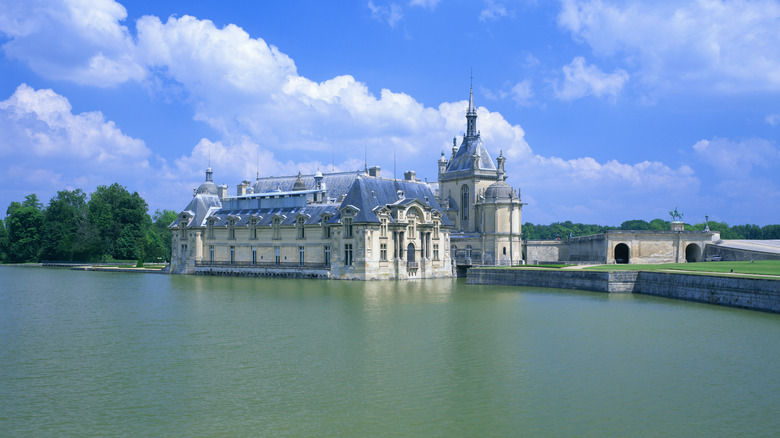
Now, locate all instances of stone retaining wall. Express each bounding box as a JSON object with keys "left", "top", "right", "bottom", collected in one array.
[{"left": 467, "top": 268, "right": 780, "bottom": 313}]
